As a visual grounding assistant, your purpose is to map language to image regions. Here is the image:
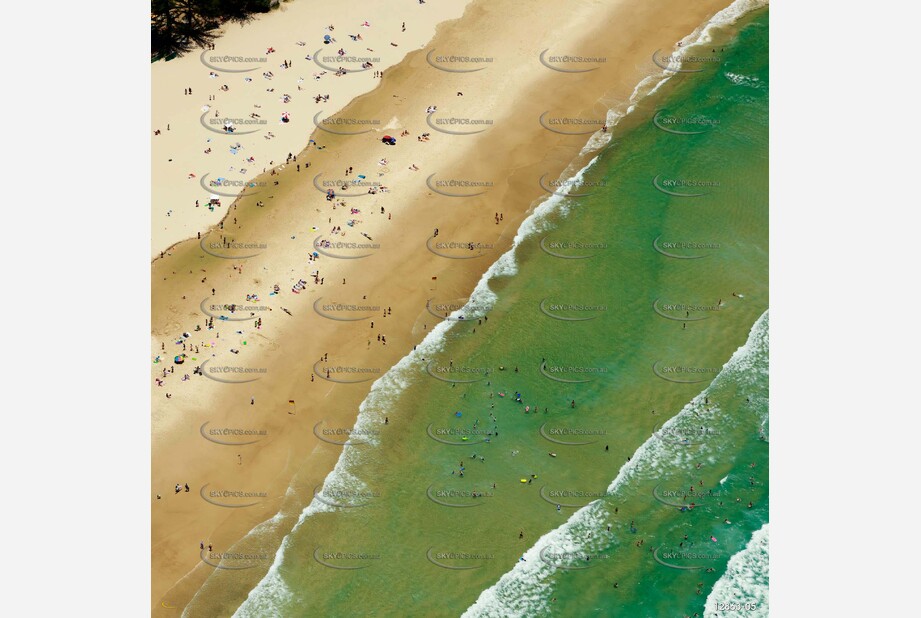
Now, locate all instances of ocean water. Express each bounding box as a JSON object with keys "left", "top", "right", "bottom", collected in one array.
[{"left": 186, "top": 5, "right": 769, "bottom": 617}]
